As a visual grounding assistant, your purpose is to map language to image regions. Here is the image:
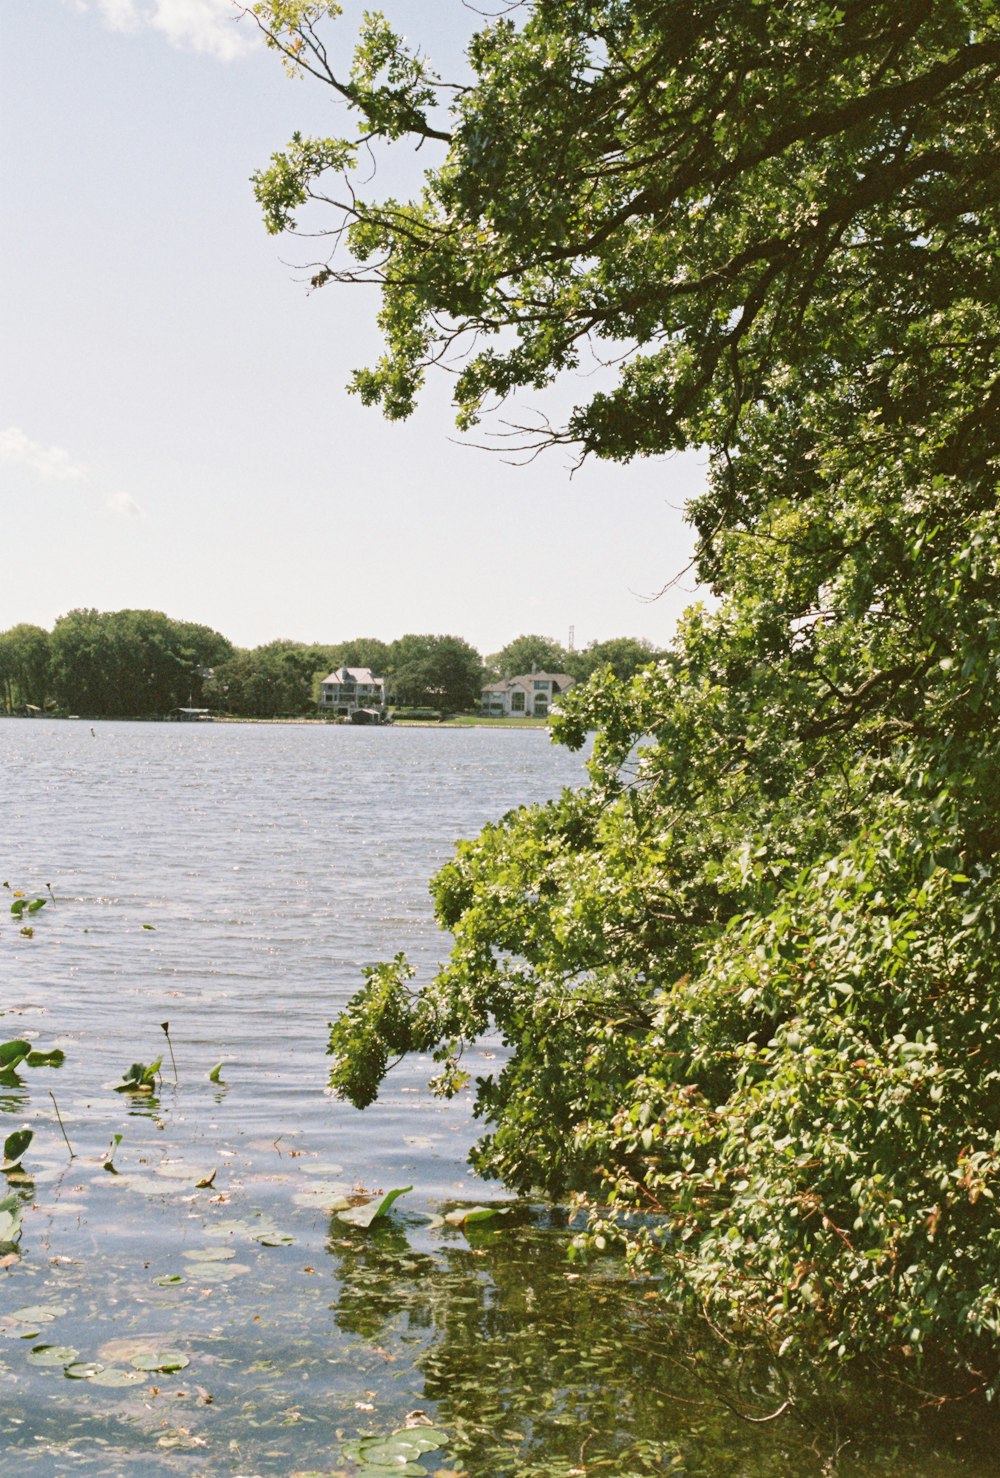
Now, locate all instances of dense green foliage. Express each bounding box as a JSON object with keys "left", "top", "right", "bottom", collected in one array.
[
  {"left": 0, "top": 625, "right": 50, "bottom": 713},
  {"left": 256, "top": 0, "right": 1000, "bottom": 1382},
  {"left": 387, "top": 633, "right": 484, "bottom": 711},
  {"left": 47, "top": 610, "right": 233, "bottom": 718},
  {"left": 487, "top": 633, "right": 663, "bottom": 685}
]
